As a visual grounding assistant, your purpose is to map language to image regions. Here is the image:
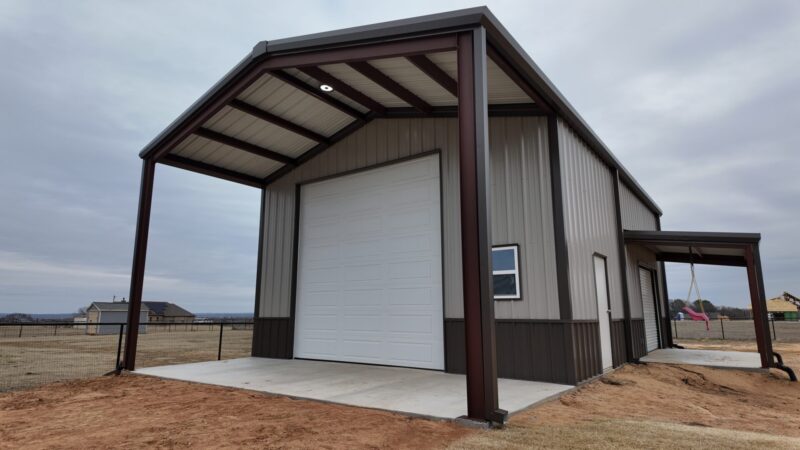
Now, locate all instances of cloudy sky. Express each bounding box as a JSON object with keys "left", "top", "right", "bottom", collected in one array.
[{"left": 1, "top": 0, "right": 797, "bottom": 314}]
